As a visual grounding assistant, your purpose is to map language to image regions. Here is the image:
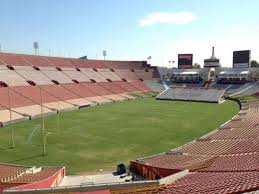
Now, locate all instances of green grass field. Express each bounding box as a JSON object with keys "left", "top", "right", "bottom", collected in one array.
[{"left": 0, "top": 98, "right": 239, "bottom": 174}]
